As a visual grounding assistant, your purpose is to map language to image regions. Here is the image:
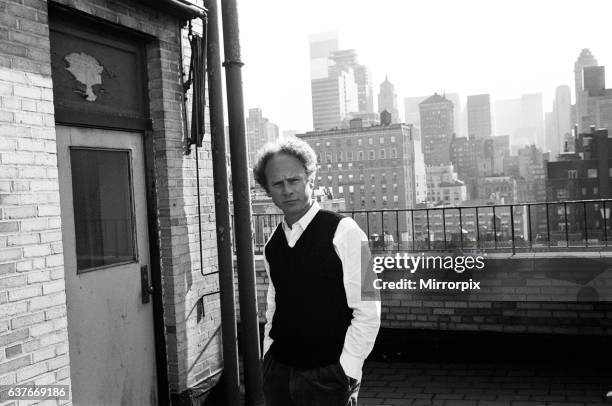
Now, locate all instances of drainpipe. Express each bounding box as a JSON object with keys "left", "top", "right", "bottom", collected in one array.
[
  {"left": 220, "top": 0, "right": 264, "bottom": 405},
  {"left": 206, "top": 0, "right": 240, "bottom": 405}
]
